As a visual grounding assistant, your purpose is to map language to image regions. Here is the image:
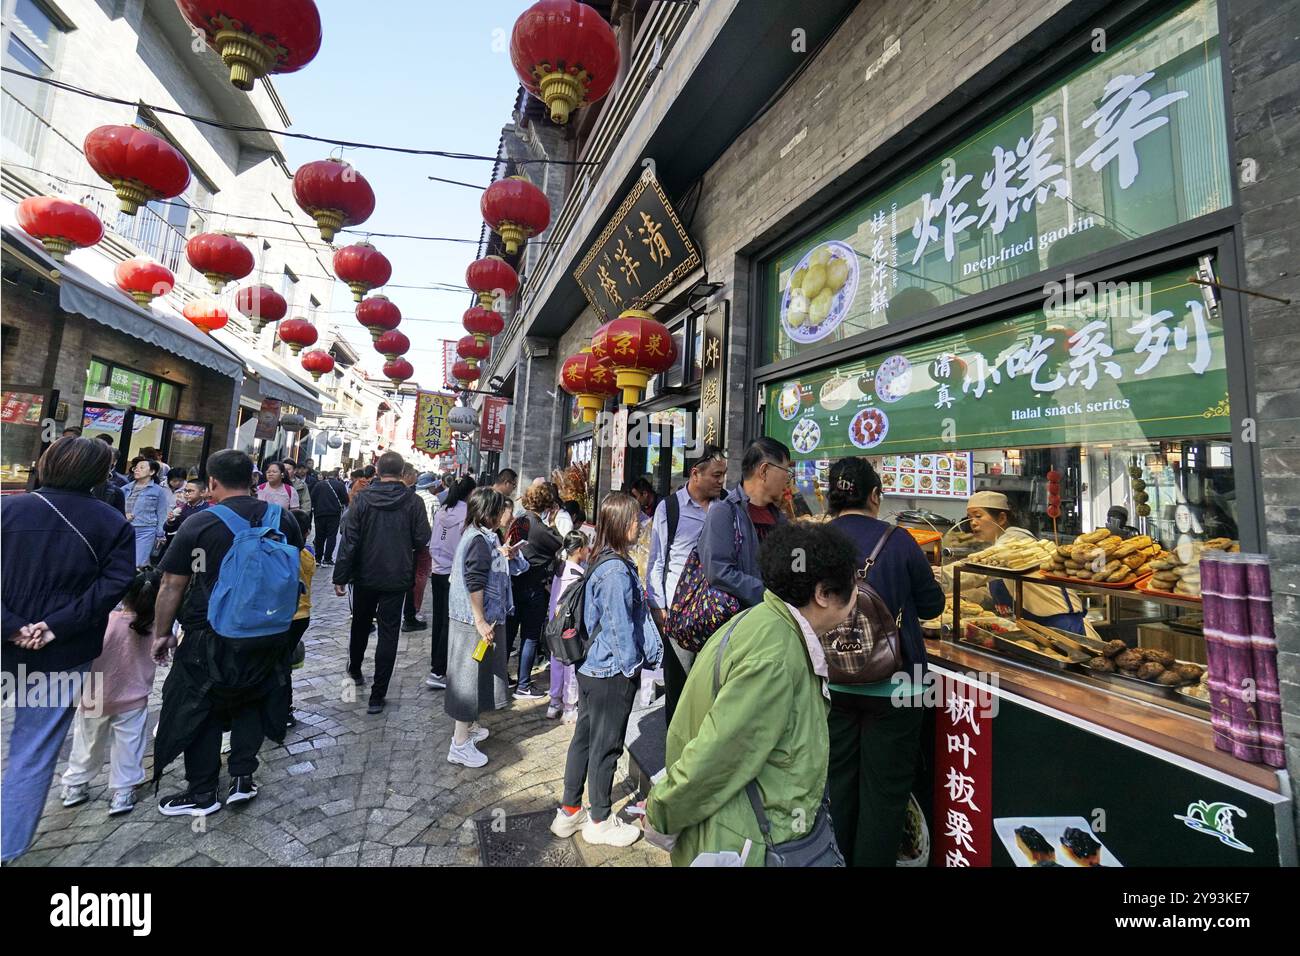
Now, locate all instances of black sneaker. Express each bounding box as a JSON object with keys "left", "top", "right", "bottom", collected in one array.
[
  {"left": 226, "top": 776, "right": 258, "bottom": 805},
  {"left": 402, "top": 619, "right": 426, "bottom": 632},
  {"left": 367, "top": 699, "right": 385, "bottom": 715},
  {"left": 348, "top": 670, "right": 366, "bottom": 686},
  {"left": 286, "top": 714, "right": 298, "bottom": 729},
  {"left": 513, "top": 685, "right": 546, "bottom": 700},
  {"left": 159, "top": 791, "right": 221, "bottom": 817}
]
